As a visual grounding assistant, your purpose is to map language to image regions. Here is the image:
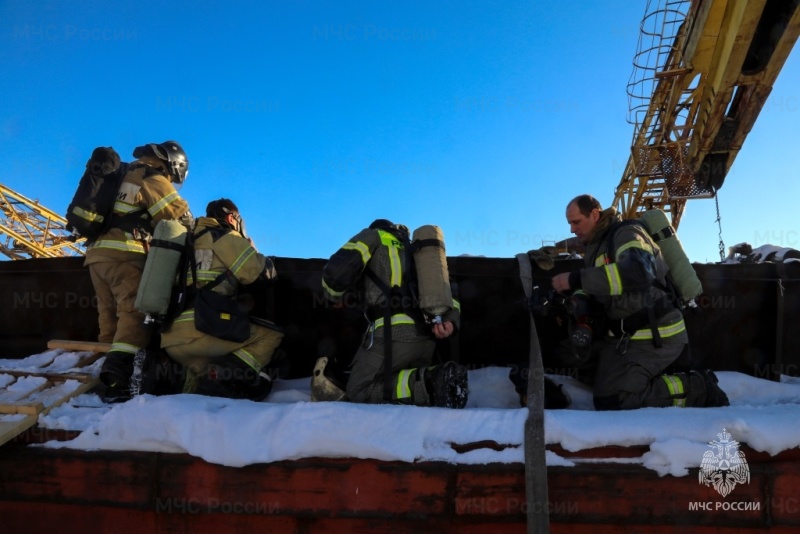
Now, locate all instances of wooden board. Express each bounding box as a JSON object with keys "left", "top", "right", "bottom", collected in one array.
[
  {"left": 0, "top": 414, "right": 36, "bottom": 447},
  {"left": 47, "top": 340, "right": 111, "bottom": 353},
  {"left": 0, "top": 343, "right": 102, "bottom": 447}
]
